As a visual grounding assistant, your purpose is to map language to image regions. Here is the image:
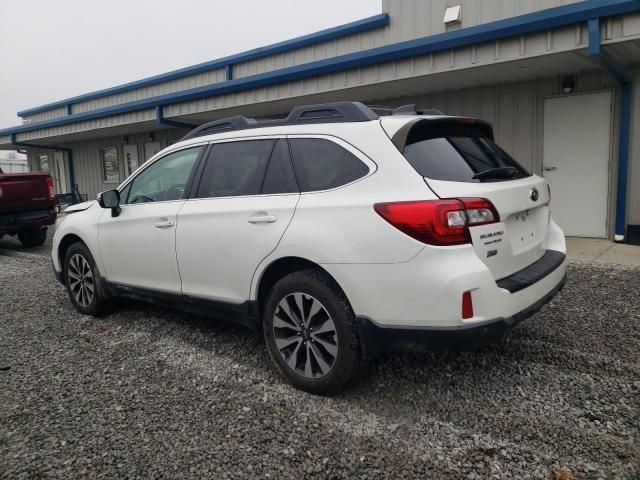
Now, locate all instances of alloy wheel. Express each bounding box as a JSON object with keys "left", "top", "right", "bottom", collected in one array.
[
  {"left": 67, "top": 254, "right": 94, "bottom": 307},
  {"left": 273, "top": 293, "right": 338, "bottom": 379}
]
